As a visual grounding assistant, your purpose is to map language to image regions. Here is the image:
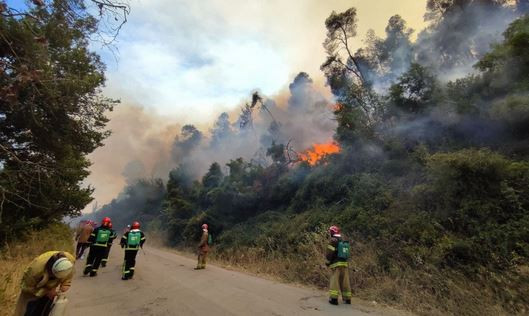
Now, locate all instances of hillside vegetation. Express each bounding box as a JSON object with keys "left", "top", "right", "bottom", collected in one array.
[{"left": 85, "top": 2, "right": 529, "bottom": 315}]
